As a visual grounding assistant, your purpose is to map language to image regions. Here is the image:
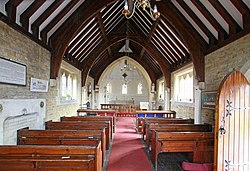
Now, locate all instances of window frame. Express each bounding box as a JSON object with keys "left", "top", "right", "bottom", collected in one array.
[
  {"left": 173, "top": 65, "right": 194, "bottom": 104},
  {"left": 58, "top": 61, "right": 80, "bottom": 105}
]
